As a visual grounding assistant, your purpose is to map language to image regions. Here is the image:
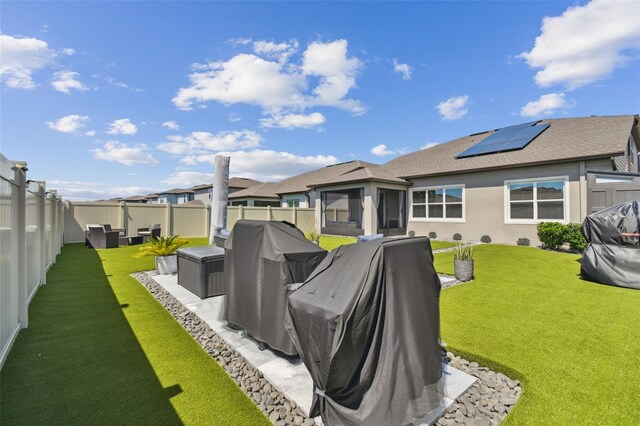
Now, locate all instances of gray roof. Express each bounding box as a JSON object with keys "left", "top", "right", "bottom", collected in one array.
[
  {"left": 122, "top": 195, "right": 148, "bottom": 201},
  {"left": 276, "top": 160, "right": 382, "bottom": 193},
  {"left": 229, "top": 182, "right": 280, "bottom": 199},
  {"left": 158, "top": 188, "right": 194, "bottom": 195},
  {"left": 190, "top": 177, "right": 262, "bottom": 192},
  {"left": 308, "top": 163, "right": 410, "bottom": 188},
  {"left": 380, "top": 115, "right": 638, "bottom": 179}
]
